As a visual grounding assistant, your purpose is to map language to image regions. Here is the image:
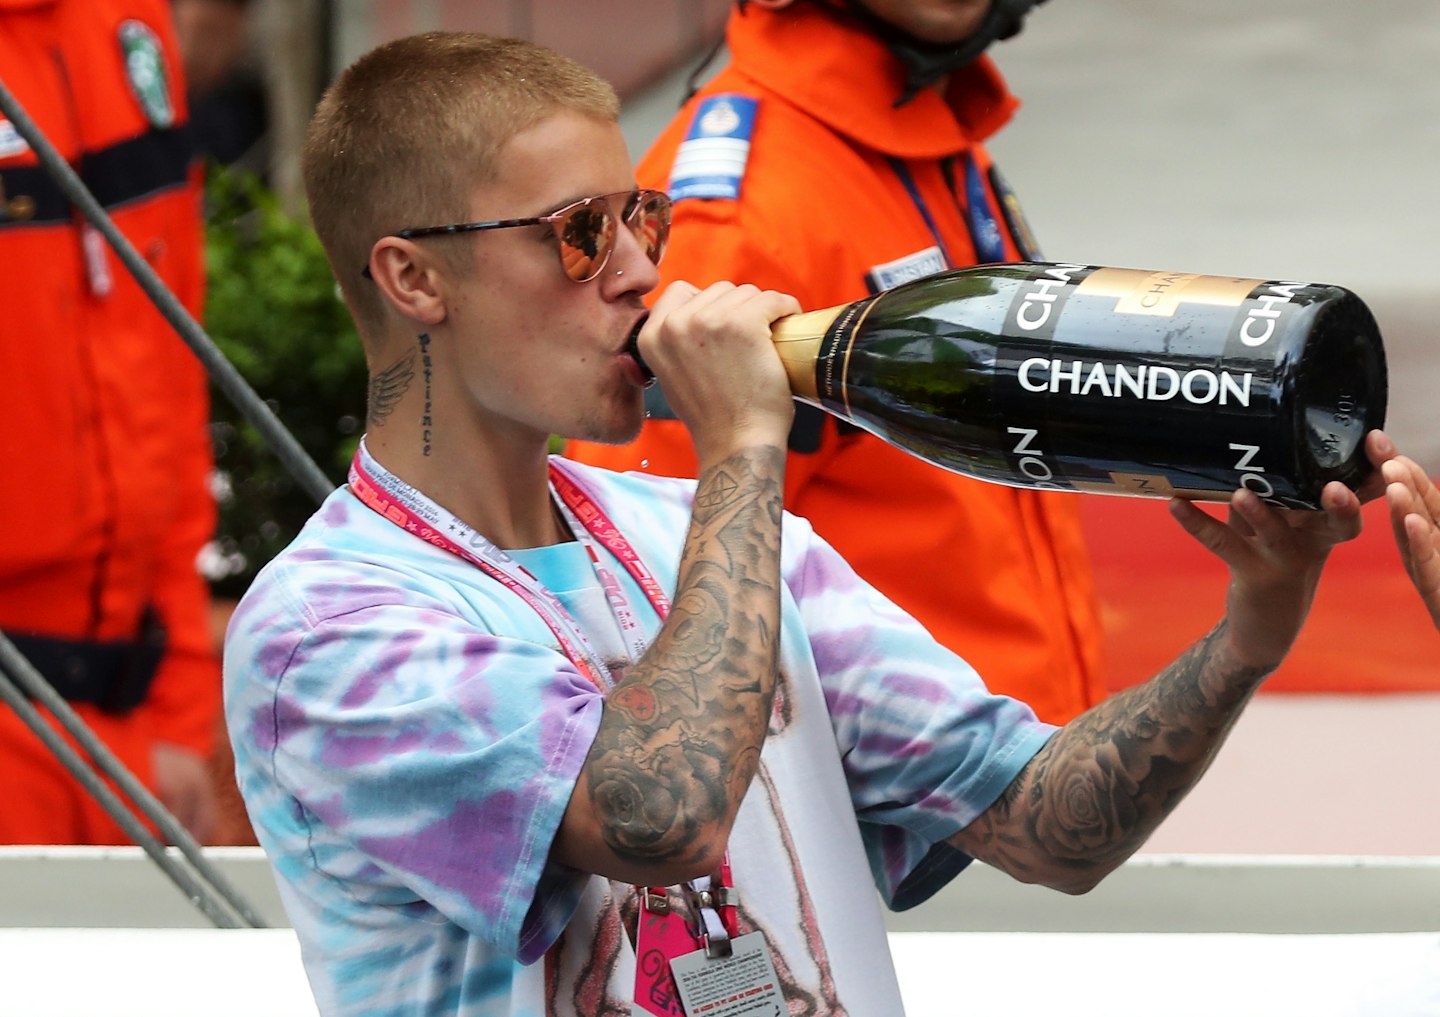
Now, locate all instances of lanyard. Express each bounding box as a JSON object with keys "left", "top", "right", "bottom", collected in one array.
[
  {"left": 888, "top": 156, "right": 955, "bottom": 268},
  {"left": 347, "top": 442, "right": 669, "bottom": 689},
  {"left": 889, "top": 151, "right": 1009, "bottom": 268},
  {"left": 940, "top": 150, "right": 1009, "bottom": 264},
  {"left": 347, "top": 443, "right": 737, "bottom": 995},
  {"left": 636, "top": 856, "right": 741, "bottom": 1016}
]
